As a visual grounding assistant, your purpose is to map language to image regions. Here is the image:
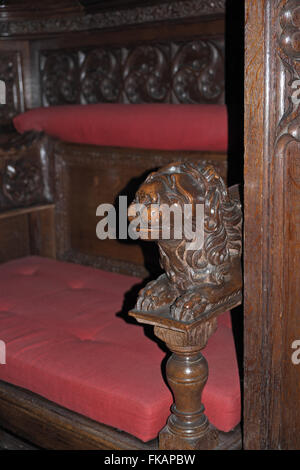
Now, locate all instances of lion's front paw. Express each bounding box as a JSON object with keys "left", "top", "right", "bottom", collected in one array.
[
  {"left": 136, "top": 274, "right": 178, "bottom": 311},
  {"left": 170, "top": 291, "right": 208, "bottom": 322}
]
